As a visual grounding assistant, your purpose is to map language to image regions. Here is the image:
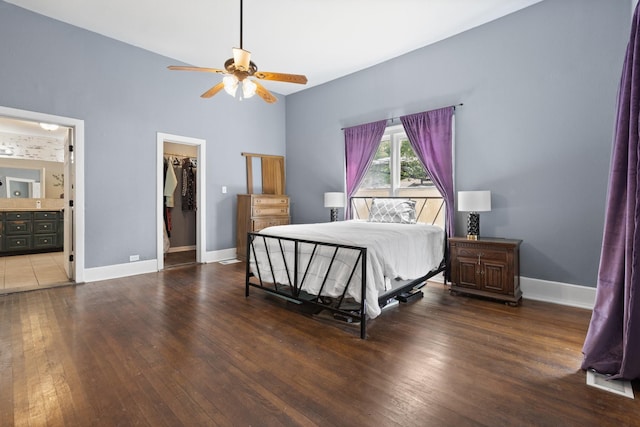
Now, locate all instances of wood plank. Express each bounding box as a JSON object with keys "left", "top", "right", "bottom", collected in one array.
[{"left": 0, "top": 262, "right": 637, "bottom": 426}]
